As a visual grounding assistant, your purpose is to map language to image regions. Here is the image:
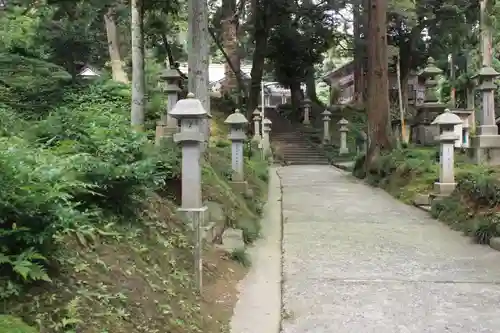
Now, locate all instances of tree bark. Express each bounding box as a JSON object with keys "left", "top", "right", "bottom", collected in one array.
[
  {"left": 161, "top": 33, "right": 176, "bottom": 68},
  {"left": 365, "top": 0, "right": 391, "bottom": 167},
  {"left": 104, "top": 7, "right": 128, "bottom": 84},
  {"left": 188, "top": 0, "right": 210, "bottom": 139},
  {"left": 131, "top": 0, "right": 145, "bottom": 130},
  {"left": 290, "top": 81, "right": 302, "bottom": 122},
  {"left": 221, "top": 0, "right": 240, "bottom": 94},
  {"left": 247, "top": 0, "right": 269, "bottom": 118},
  {"left": 353, "top": 0, "right": 363, "bottom": 104}
]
